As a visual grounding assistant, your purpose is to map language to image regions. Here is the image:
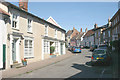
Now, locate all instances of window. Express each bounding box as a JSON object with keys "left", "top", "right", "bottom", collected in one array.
[
  {"left": 12, "top": 14, "right": 18, "bottom": 29},
  {"left": 61, "top": 32, "right": 64, "bottom": 40},
  {"left": 24, "top": 39, "right": 33, "bottom": 58},
  {"left": 95, "top": 33, "right": 96, "bottom": 37},
  {"left": 55, "top": 29, "right": 57, "bottom": 38},
  {"left": 108, "top": 31, "right": 110, "bottom": 37},
  {"left": 44, "top": 40, "right": 49, "bottom": 53},
  {"left": 103, "top": 32, "right": 105, "bottom": 38},
  {"left": 55, "top": 42, "right": 58, "bottom": 53},
  {"left": 28, "top": 19, "right": 32, "bottom": 32},
  {"left": 45, "top": 24, "right": 48, "bottom": 36}
]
